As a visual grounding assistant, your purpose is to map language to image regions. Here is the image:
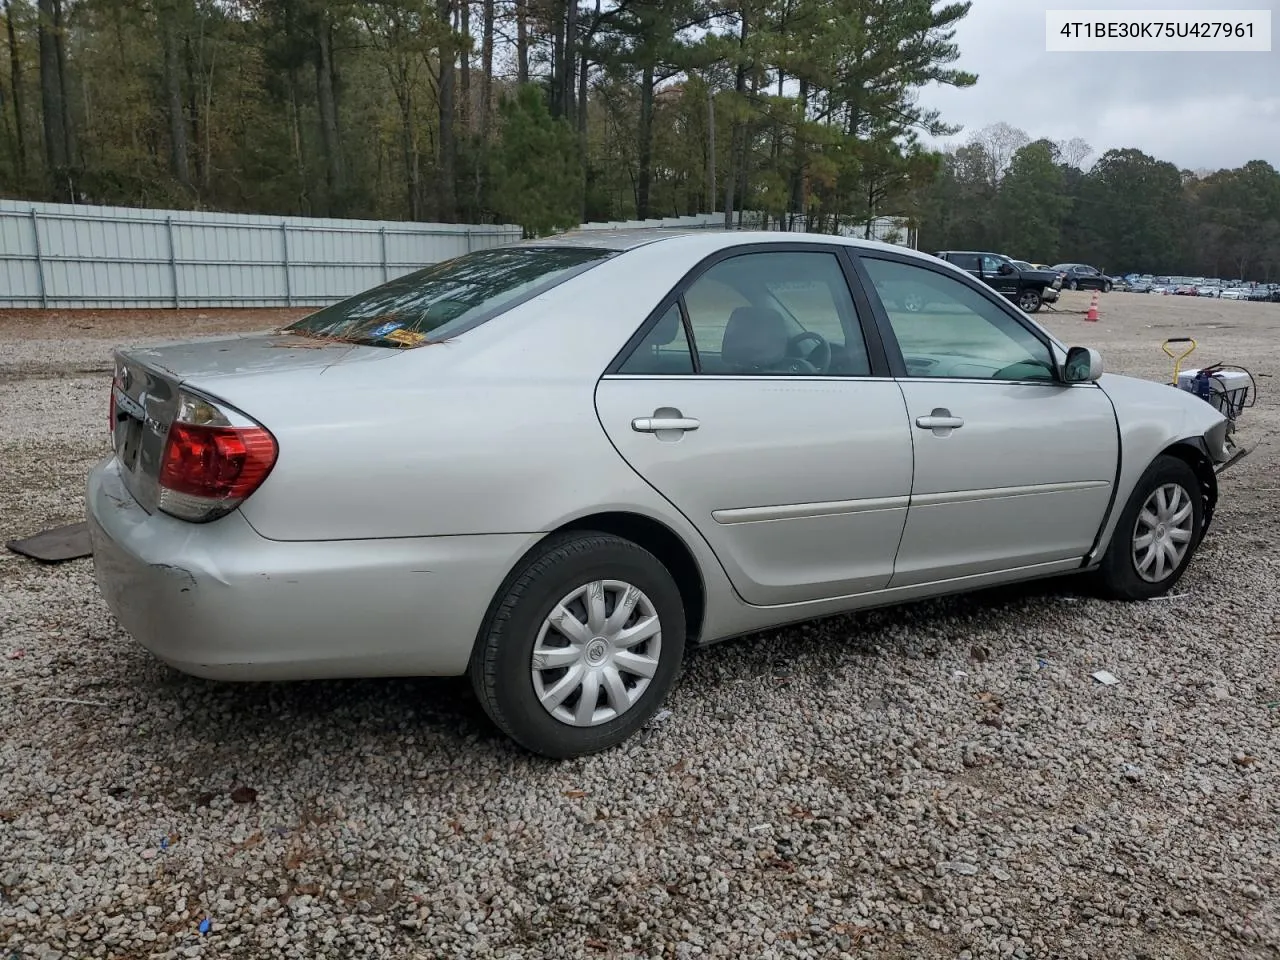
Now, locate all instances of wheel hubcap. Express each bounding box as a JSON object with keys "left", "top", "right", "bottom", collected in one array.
[
  {"left": 531, "top": 580, "right": 663, "bottom": 727},
  {"left": 1132, "top": 483, "right": 1195, "bottom": 583}
]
